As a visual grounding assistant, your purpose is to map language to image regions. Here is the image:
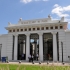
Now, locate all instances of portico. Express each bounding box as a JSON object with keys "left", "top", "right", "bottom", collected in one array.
[
  {"left": 4, "top": 15, "right": 68, "bottom": 62},
  {"left": 13, "top": 31, "right": 58, "bottom": 61}
]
